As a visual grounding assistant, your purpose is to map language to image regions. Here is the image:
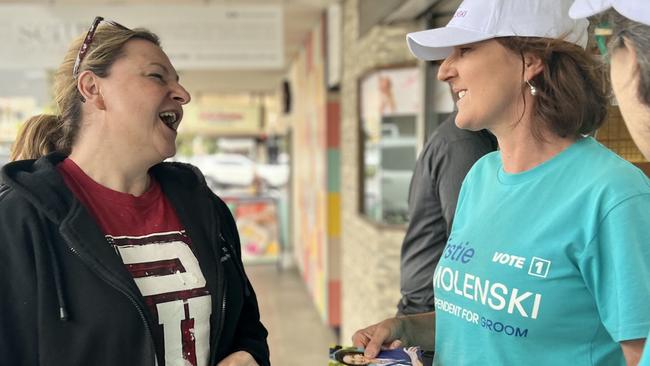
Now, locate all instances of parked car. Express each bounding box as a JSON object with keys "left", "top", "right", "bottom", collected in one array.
[
  {"left": 188, "top": 153, "right": 289, "bottom": 190},
  {"left": 0, "top": 152, "right": 9, "bottom": 167},
  {"left": 379, "top": 136, "right": 416, "bottom": 224},
  {"left": 191, "top": 153, "right": 256, "bottom": 187},
  {"left": 256, "top": 163, "right": 289, "bottom": 188}
]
